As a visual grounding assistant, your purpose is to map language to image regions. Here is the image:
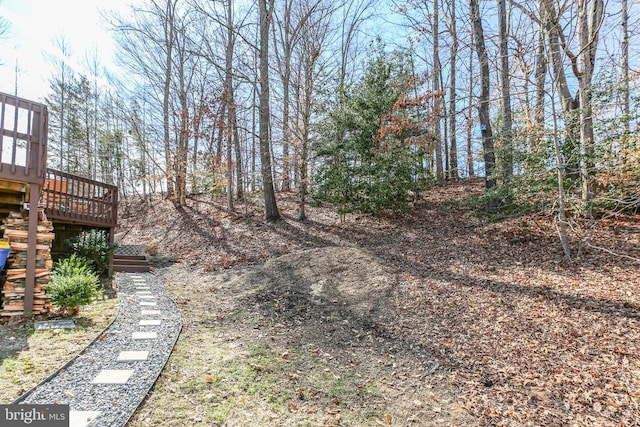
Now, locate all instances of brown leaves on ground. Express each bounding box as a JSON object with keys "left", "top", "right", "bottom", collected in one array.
[{"left": 120, "top": 179, "right": 640, "bottom": 426}]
